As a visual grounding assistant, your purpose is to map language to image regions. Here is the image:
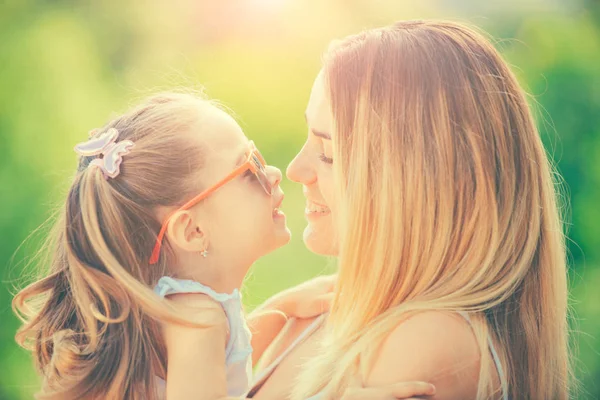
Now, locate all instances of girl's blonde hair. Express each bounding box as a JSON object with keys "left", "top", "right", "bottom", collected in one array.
[
  {"left": 293, "top": 20, "right": 571, "bottom": 400},
  {"left": 13, "top": 92, "right": 222, "bottom": 399}
]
